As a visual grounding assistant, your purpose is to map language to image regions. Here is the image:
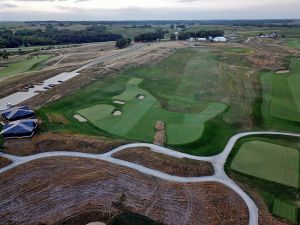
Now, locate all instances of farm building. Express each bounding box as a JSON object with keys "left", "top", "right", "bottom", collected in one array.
[
  {"left": 1, "top": 106, "right": 35, "bottom": 122},
  {"left": 1, "top": 119, "right": 38, "bottom": 138},
  {"left": 213, "top": 36, "right": 227, "bottom": 42}
]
